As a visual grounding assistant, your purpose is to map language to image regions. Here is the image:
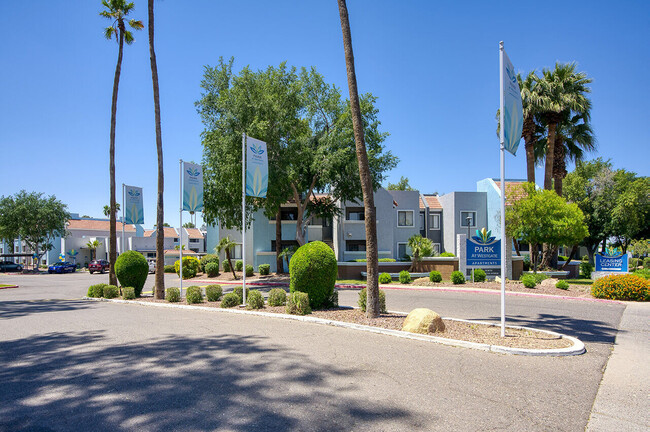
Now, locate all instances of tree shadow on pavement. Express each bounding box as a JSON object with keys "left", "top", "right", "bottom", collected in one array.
[
  {"left": 0, "top": 331, "right": 417, "bottom": 432},
  {"left": 0, "top": 300, "right": 94, "bottom": 320}
]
